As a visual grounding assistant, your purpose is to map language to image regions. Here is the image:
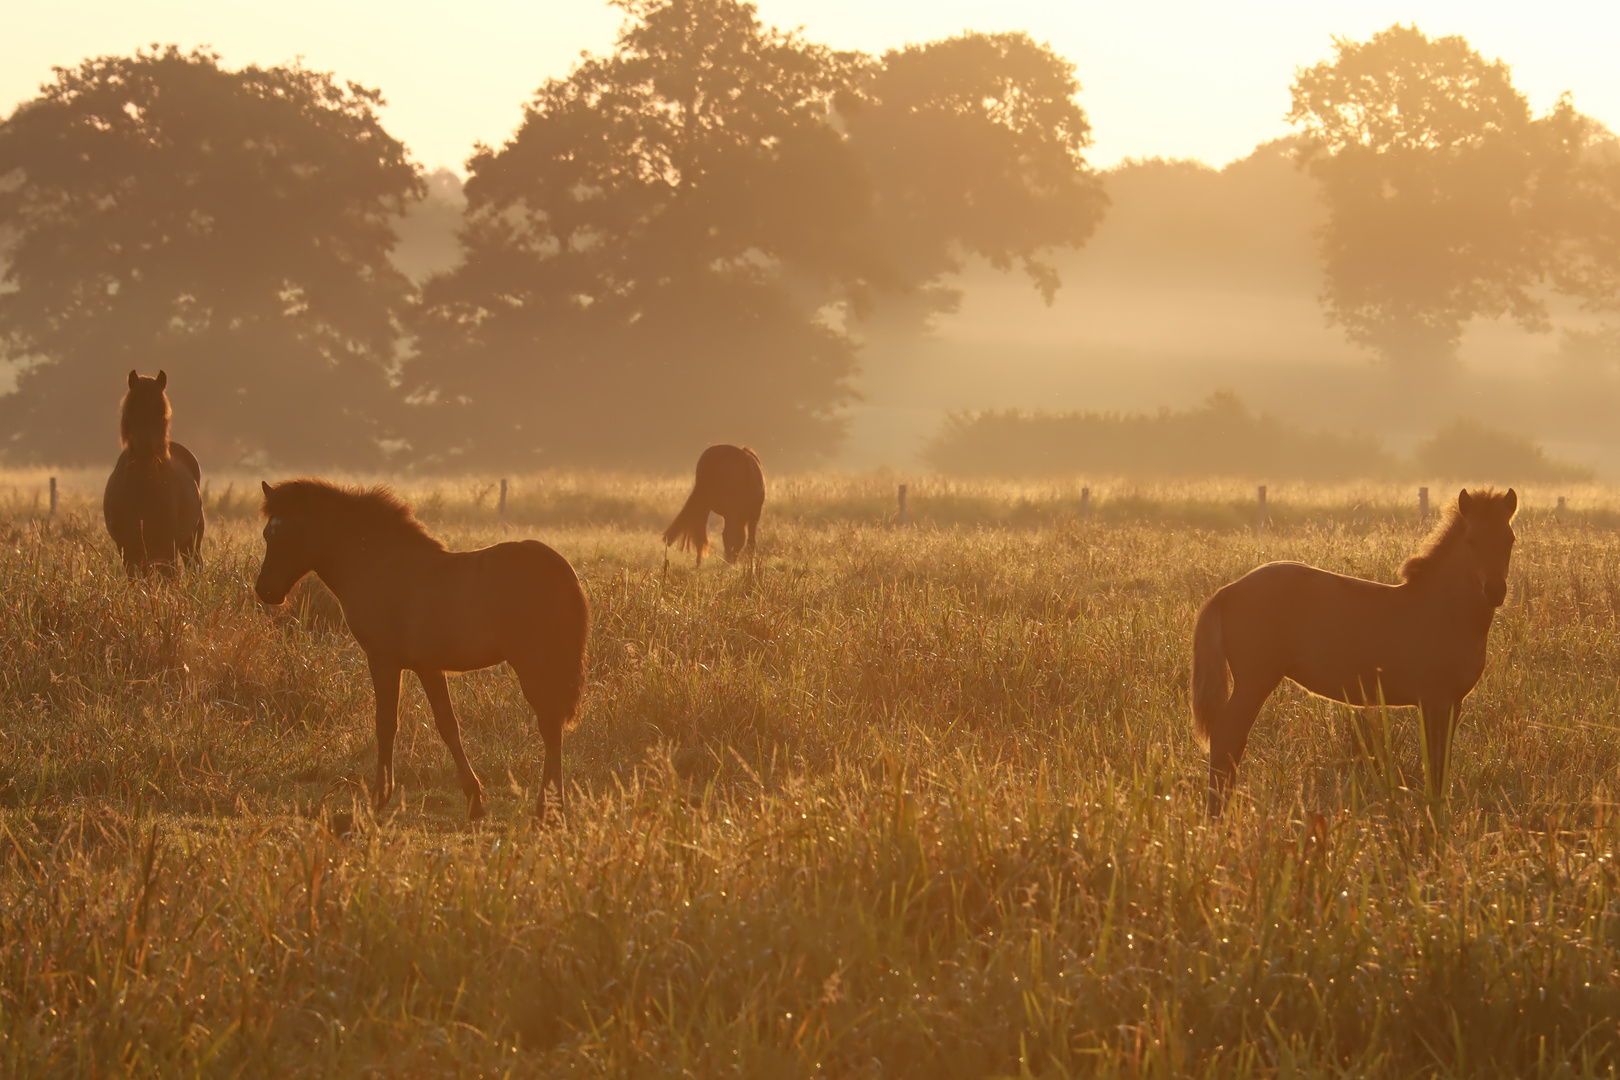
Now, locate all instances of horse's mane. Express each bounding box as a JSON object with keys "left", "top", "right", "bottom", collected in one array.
[
  {"left": 120, "top": 380, "right": 171, "bottom": 460},
  {"left": 1400, "top": 505, "right": 1468, "bottom": 583},
  {"left": 262, "top": 479, "right": 445, "bottom": 552}
]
